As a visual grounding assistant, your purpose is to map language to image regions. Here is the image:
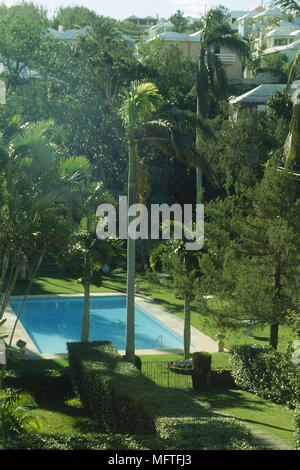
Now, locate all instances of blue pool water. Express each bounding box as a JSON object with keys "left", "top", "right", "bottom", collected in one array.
[{"left": 9, "top": 296, "right": 185, "bottom": 354}]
